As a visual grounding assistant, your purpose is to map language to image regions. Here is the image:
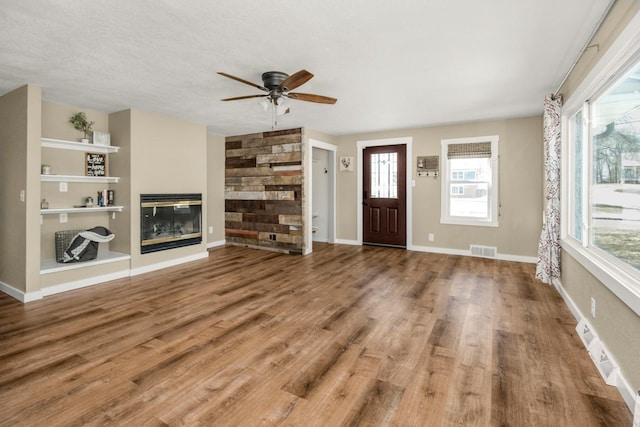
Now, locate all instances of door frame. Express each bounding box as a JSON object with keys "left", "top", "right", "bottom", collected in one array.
[
  {"left": 357, "top": 137, "right": 413, "bottom": 248},
  {"left": 304, "top": 138, "right": 337, "bottom": 255}
]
